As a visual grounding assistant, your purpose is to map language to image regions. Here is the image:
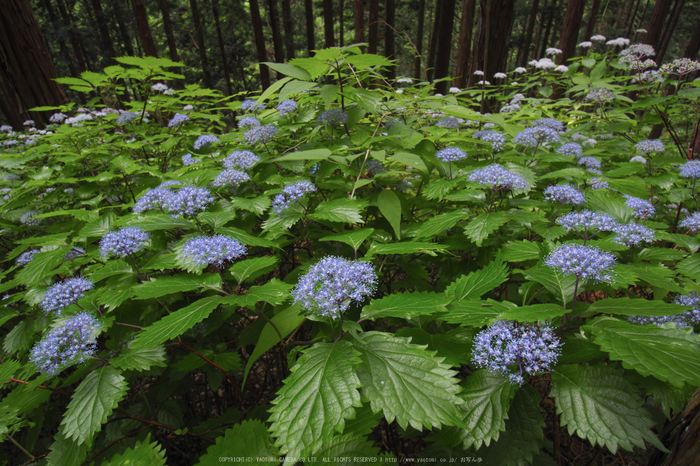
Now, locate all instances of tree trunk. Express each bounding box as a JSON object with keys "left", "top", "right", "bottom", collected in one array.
[
  {"left": 323, "top": 0, "right": 335, "bottom": 47},
  {"left": 384, "top": 0, "right": 396, "bottom": 80},
  {"left": 583, "top": 0, "right": 601, "bottom": 39},
  {"left": 189, "top": 0, "right": 212, "bottom": 88},
  {"left": 131, "top": 0, "right": 158, "bottom": 57},
  {"left": 368, "top": 0, "right": 379, "bottom": 54},
  {"left": 644, "top": 0, "right": 673, "bottom": 48},
  {"left": 516, "top": 0, "right": 538, "bottom": 68},
  {"left": 249, "top": 0, "right": 271, "bottom": 87},
  {"left": 354, "top": 0, "right": 365, "bottom": 48},
  {"left": 656, "top": 0, "right": 684, "bottom": 63},
  {"left": 619, "top": 0, "right": 635, "bottom": 29},
  {"left": 211, "top": 0, "right": 232, "bottom": 94},
  {"left": 469, "top": 0, "right": 515, "bottom": 88},
  {"left": 455, "top": 0, "right": 476, "bottom": 87},
  {"left": 556, "top": 0, "right": 587, "bottom": 65},
  {"left": 625, "top": 0, "right": 641, "bottom": 37},
  {"left": 55, "top": 0, "right": 88, "bottom": 71},
  {"left": 538, "top": 0, "right": 557, "bottom": 58},
  {"left": 40, "top": 0, "right": 79, "bottom": 77},
  {"left": 158, "top": 0, "right": 182, "bottom": 62},
  {"left": 414, "top": 0, "right": 426, "bottom": 79},
  {"left": 427, "top": 0, "right": 442, "bottom": 81},
  {"left": 281, "top": 0, "right": 295, "bottom": 59},
  {"left": 305, "top": 0, "right": 316, "bottom": 54},
  {"left": 684, "top": 23, "right": 700, "bottom": 59},
  {"left": 111, "top": 0, "right": 136, "bottom": 56},
  {"left": 433, "top": 0, "right": 456, "bottom": 93},
  {"left": 267, "top": 0, "right": 285, "bottom": 63},
  {"left": 0, "top": 0, "right": 68, "bottom": 129},
  {"left": 531, "top": 0, "right": 547, "bottom": 61},
  {"left": 339, "top": 0, "right": 345, "bottom": 46}
]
